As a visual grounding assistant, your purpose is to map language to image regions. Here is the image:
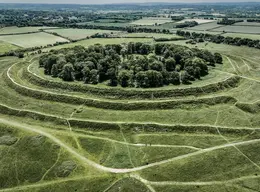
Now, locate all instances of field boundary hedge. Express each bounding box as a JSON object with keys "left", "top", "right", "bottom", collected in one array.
[
  {"left": 0, "top": 31, "right": 40, "bottom": 36},
  {"left": 0, "top": 103, "right": 256, "bottom": 135},
  {"left": 5, "top": 64, "right": 238, "bottom": 110},
  {"left": 26, "top": 61, "right": 241, "bottom": 99}
]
